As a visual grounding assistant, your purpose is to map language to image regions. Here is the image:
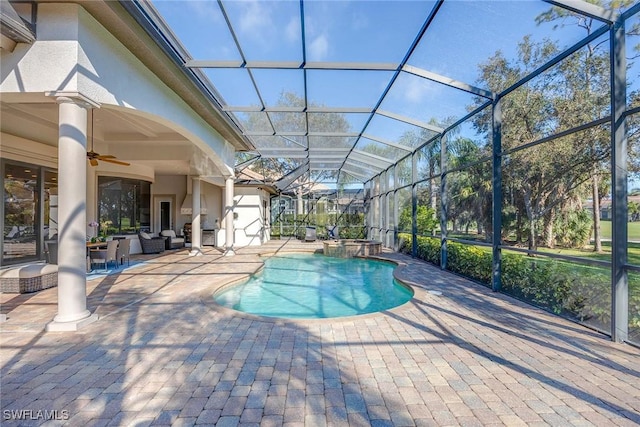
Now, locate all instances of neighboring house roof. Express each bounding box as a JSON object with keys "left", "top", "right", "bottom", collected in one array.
[
  {"left": 237, "top": 167, "right": 266, "bottom": 182},
  {"left": 236, "top": 168, "right": 278, "bottom": 194},
  {"left": 584, "top": 195, "right": 640, "bottom": 210}
]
